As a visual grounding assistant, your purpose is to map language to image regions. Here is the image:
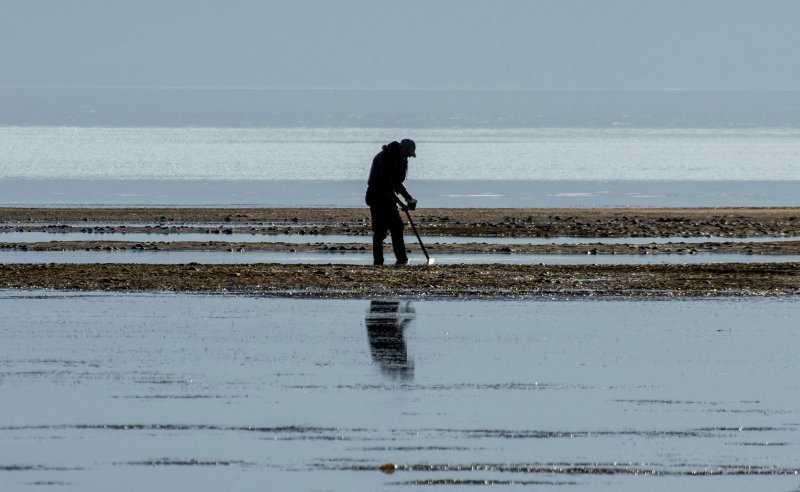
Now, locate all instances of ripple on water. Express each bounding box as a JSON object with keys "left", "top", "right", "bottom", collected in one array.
[
  {"left": 117, "top": 459, "right": 255, "bottom": 467},
  {"left": 345, "top": 461, "right": 800, "bottom": 476}
]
